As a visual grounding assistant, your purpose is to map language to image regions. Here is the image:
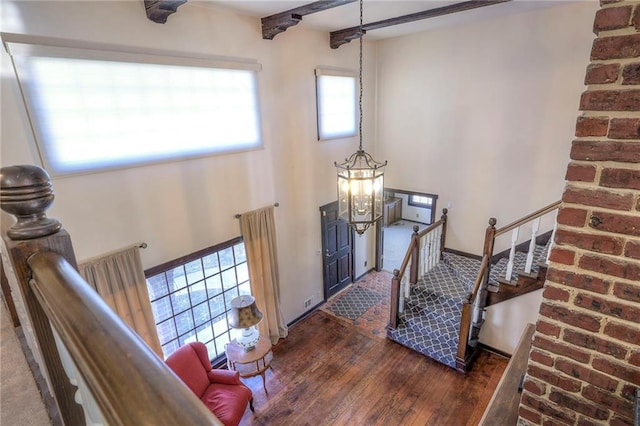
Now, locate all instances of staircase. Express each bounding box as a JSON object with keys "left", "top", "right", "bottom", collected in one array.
[{"left": 387, "top": 202, "right": 560, "bottom": 372}]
